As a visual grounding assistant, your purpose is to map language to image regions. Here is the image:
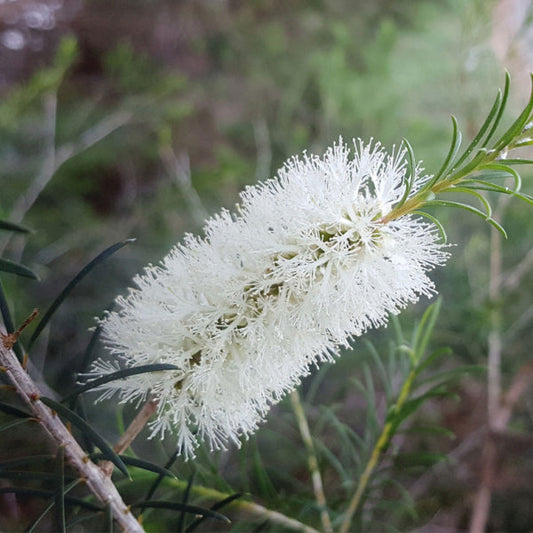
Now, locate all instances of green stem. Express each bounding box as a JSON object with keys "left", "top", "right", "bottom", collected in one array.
[
  {"left": 382, "top": 142, "right": 508, "bottom": 224},
  {"left": 339, "top": 367, "right": 418, "bottom": 533},
  {"left": 115, "top": 474, "right": 320, "bottom": 533}
]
